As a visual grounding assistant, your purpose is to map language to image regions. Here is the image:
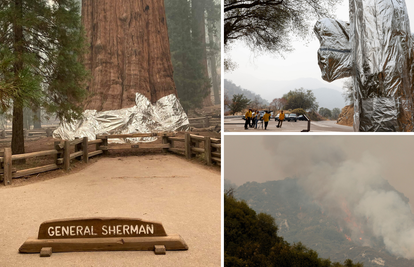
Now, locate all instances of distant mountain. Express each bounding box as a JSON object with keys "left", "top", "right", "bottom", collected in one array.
[
  {"left": 312, "top": 88, "right": 346, "bottom": 110},
  {"left": 226, "top": 76, "right": 347, "bottom": 110},
  {"left": 224, "top": 79, "right": 269, "bottom": 106},
  {"left": 234, "top": 178, "right": 414, "bottom": 267}
]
